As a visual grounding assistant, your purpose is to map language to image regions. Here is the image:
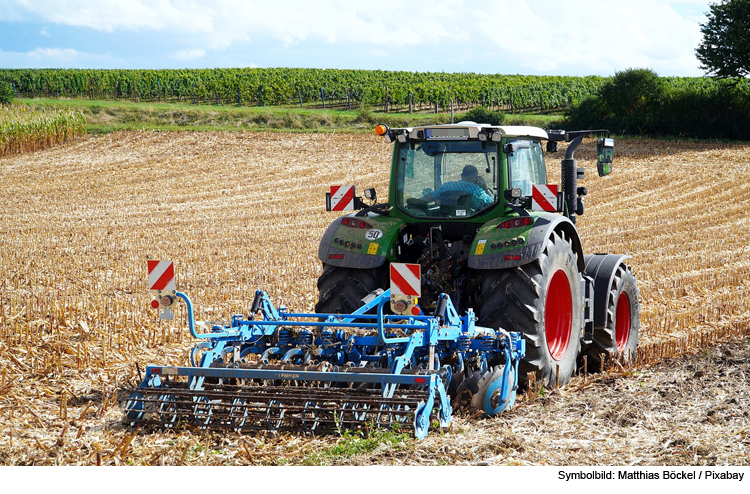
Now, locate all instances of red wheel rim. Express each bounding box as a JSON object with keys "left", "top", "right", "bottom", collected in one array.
[
  {"left": 615, "top": 292, "right": 631, "bottom": 351},
  {"left": 545, "top": 269, "right": 572, "bottom": 361}
]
